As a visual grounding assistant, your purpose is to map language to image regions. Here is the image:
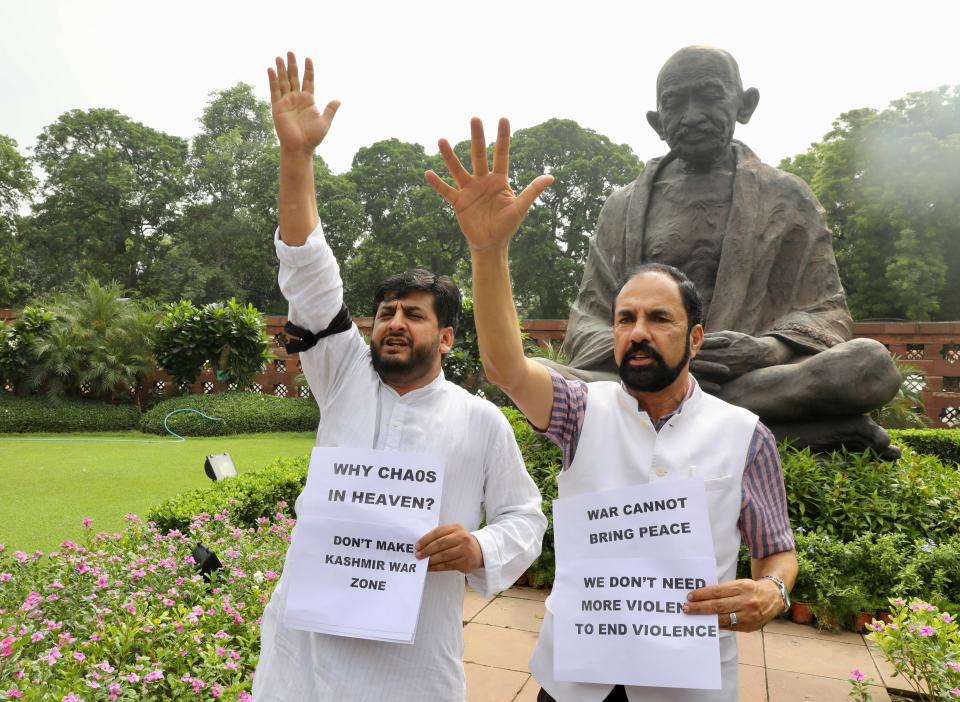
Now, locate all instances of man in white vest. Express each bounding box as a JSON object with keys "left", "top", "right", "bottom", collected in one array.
[
  {"left": 426, "top": 117, "right": 798, "bottom": 701},
  {"left": 253, "top": 54, "right": 546, "bottom": 702}
]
